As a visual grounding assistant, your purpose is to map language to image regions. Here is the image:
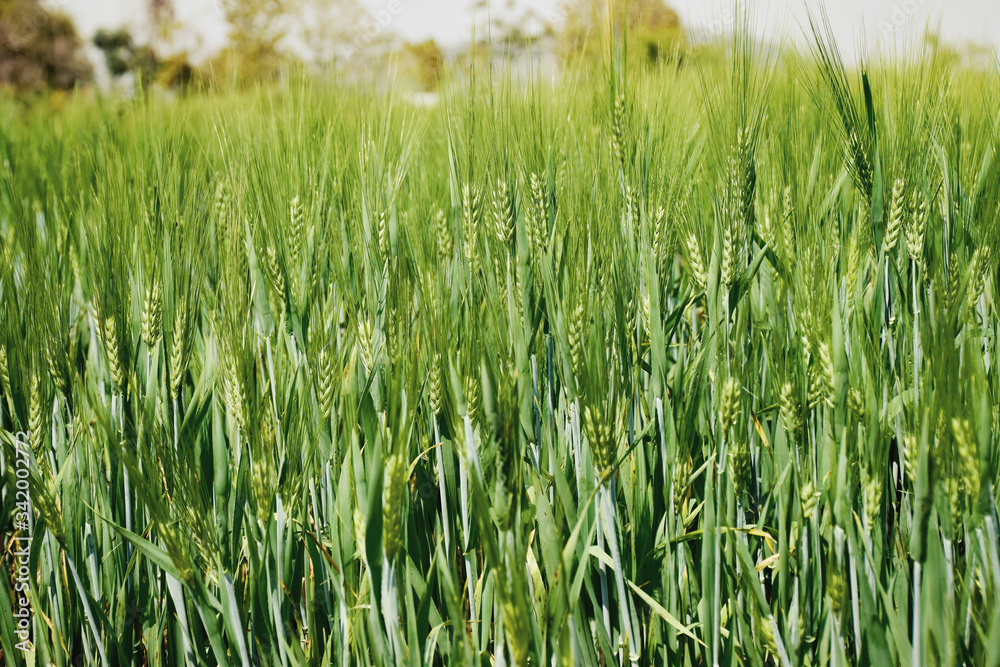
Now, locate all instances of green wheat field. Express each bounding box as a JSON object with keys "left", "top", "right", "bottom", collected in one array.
[{"left": 2, "top": 19, "right": 1000, "bottom": 667}]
